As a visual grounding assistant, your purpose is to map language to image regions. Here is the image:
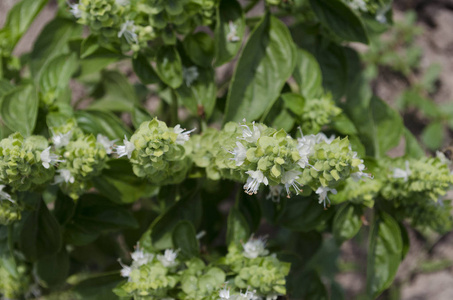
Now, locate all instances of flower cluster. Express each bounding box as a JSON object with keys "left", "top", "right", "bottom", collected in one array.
[
  {"left": 0, "top": 185, "right": 21, "bottom": 225},
  {"left": 70, "top": 0, "right": 217, "bottom": 52},
  {"left": 224, "top": 236, "right": 290, "bottom": 298},
  {"left": 299, "top": 96, "right": 341, "bottom": 134},
  {"left": 0, "top": 258, "right": 30, "bottom": 299},
  {"left": 331, "top": 177, "right": 382, "bottom": 208},
  {"left": 54, "top": 133, "right": 108, "bottom": 199},
  {"left": 0, "top": 133, "right": 55, "bottom": 191},
  {"left": 380, "top": 157, "right": 453, "bottom": 202},
  {"left": 190, "top": 120, "right": 369, "bottom": 207},
  {"left": 121, "top": 118, "right": 193, "bottom": 185},
  {"left": 114, "top": 236, "right": 289, "bottom": 300},
  {"left": 342, "top": 0, "right": 391, "bottom": 23}
]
